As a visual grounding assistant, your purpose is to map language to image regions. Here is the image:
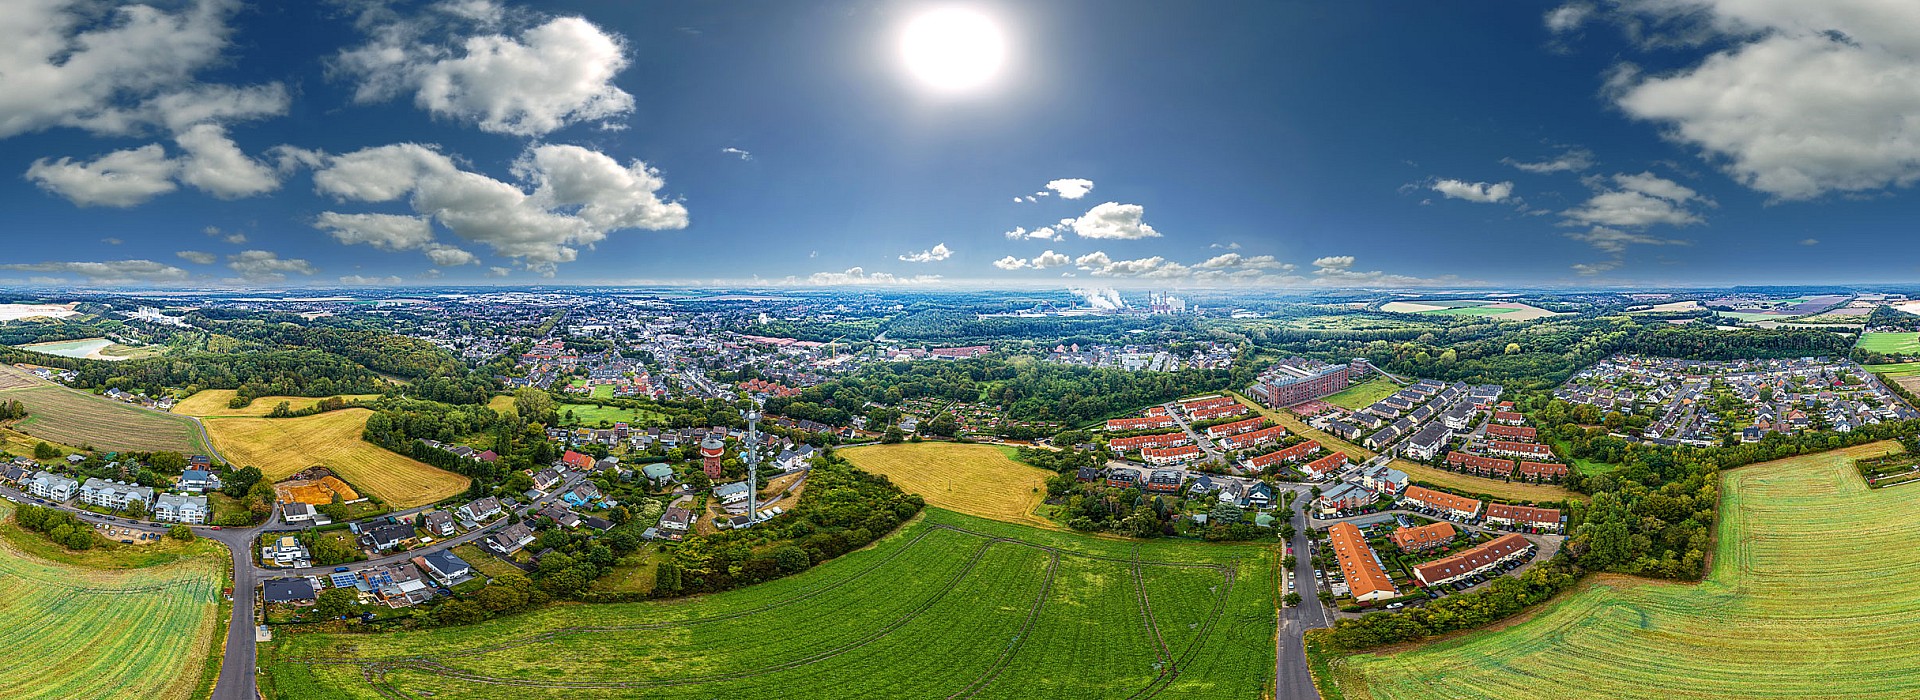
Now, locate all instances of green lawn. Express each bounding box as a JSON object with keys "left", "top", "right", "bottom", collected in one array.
[
  {"left": 1858, "top": 332, "right": 1920, "bottom": 354},
  {"left": 1865, "top": 363, "right": 1920, "bottom": 377},
  {"left": 557, "top": 402, "right": 669, "bottom": 427},
  {"left": 1316, "top": 441, "right": 1920, "bottom": 699},
  {"left": 1324, "top": 378, "right": 1401, "bottom": 410},
  {"left": 261, "top": 508, "right": 1278, "bottom": 699}
]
